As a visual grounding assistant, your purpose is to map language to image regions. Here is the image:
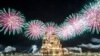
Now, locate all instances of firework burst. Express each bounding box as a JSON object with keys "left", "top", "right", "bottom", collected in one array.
[
  {"left": 24, "top": 20, "right": 46, "bottom": 40},
  {"left": 56, "top": 14, "right": 88, "bottom": 40},
  {"left": 0, "top": 8, "right": 25, "bottom": 35},
  {"left": 73, "top": 18, "right": 89, "bottom": 35},
  {"left": 67, "top": 14, "right": 88, "bottom": 35},
  {"left": 56, "top": 22, "right": 76, "bottom": 40},
  {"left": 66, "top": 14, "right": 80, "bottom": 35},
  {"left": 45, "top": 22, "right": 58, "bottom": 37},
  {"left": 82, "top": 2, "right": 100, "bottom": 34}
]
